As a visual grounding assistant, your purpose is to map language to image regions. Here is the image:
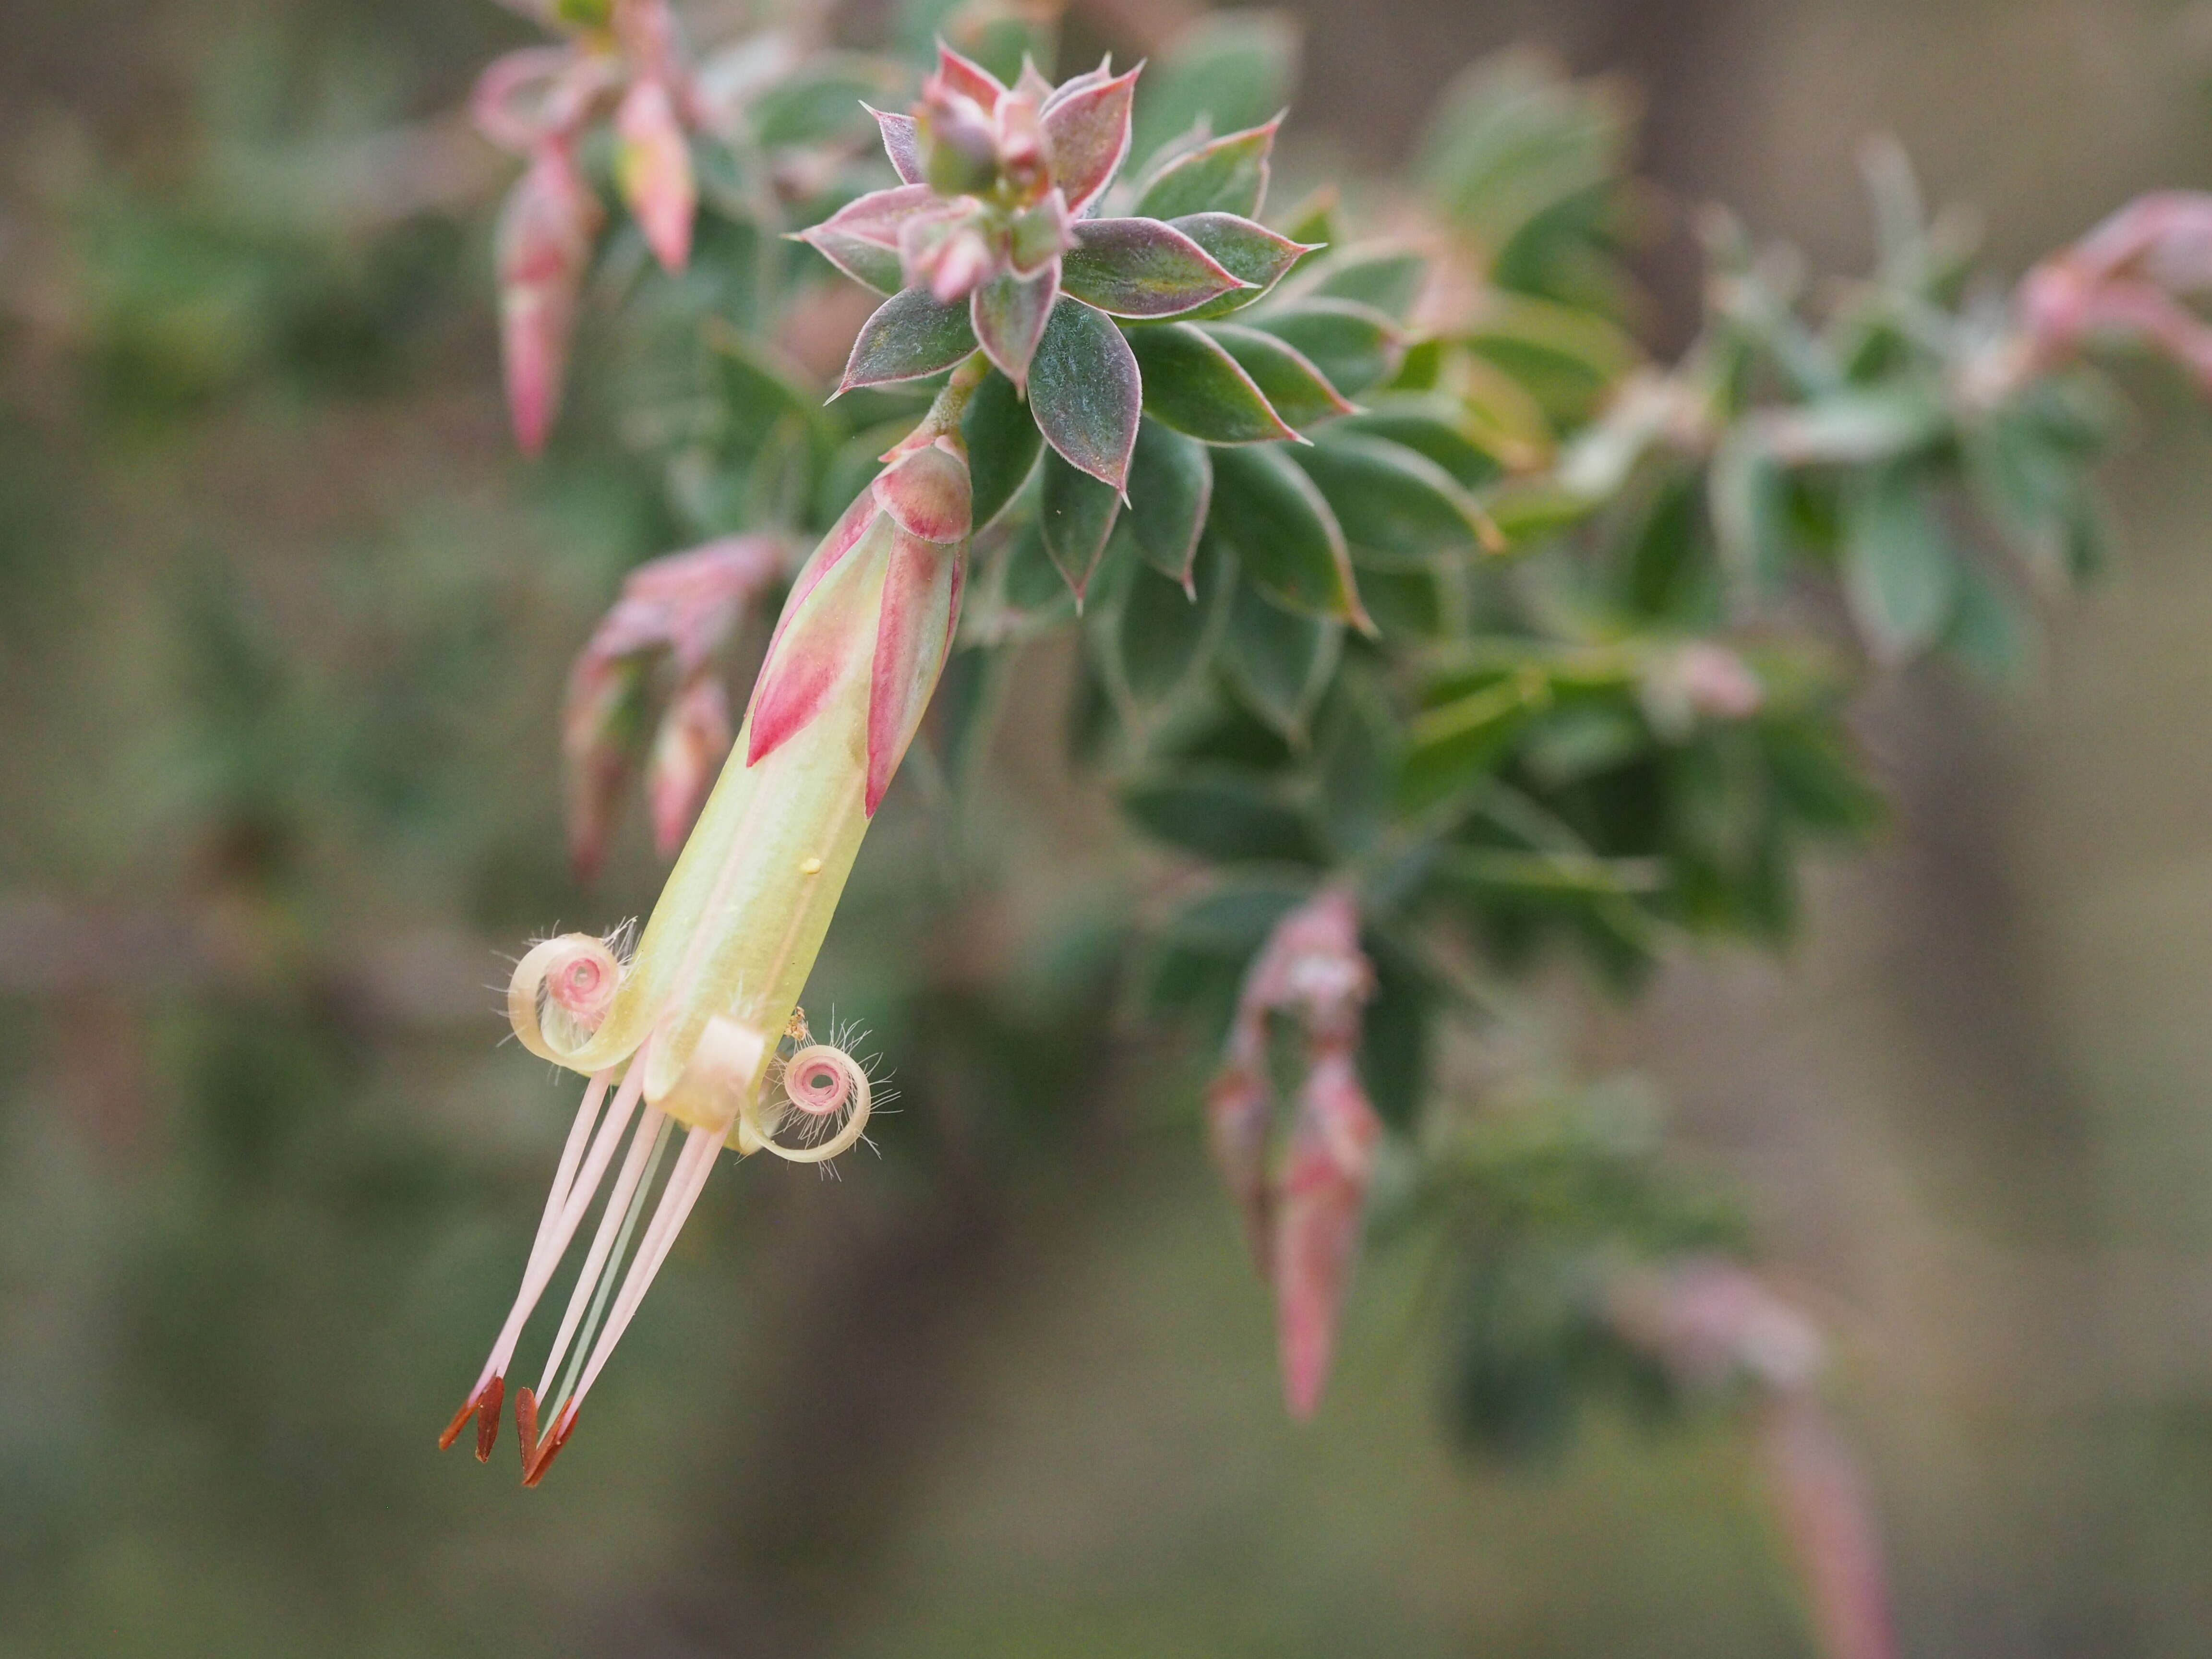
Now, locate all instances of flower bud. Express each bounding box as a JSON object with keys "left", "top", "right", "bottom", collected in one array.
[
  {"left": 917, "top": 77, "right": 1002, "bottom": 197},
  {"left": 497, "top": 140, "right": 602, "bottom": 454},
  {"left": 646, "top": 673, "right": 730, "bottom": 857},
  {"left": 615, "top": 74, "right": 696, "bottom": 273}
]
